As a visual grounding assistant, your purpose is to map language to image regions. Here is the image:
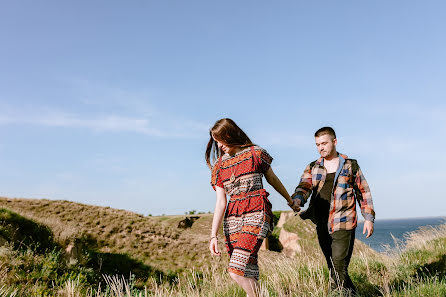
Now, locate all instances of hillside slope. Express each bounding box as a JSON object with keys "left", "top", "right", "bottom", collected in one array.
[{"left": 0, "top": 197, "right": 218, "bottom": 275}]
